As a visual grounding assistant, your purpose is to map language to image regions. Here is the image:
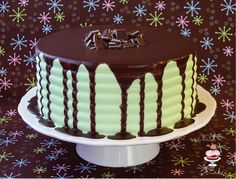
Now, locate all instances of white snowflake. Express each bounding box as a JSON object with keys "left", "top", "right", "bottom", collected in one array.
[
  {"left": 113, "top": 14, "right": 124, "bottom": 24},
  {"left": 0, "top": 137, "right": 17, "bottom": 146},
  {"left": 102, "top": 0, "right": 115, "bottom": 11},
  {"left": 210, "top": 85, "right": 220, "bottom": 95},
  {"left": 184, "top": 0, "right": 201, "bottom": 16},
  {"left": 10, "top": 34, "right": 27, "bottom": 50},
  {"left": 208, "top": 133, "right": 225, "bottom": 141},
  {"left": 0, "top": 77, "right": 12, "bottom": 90},
  {"left": 200, "top": 58, "right": 218, "bottom": 75},
  {"left": 223, "top": 111, "right": 236, "bottom": 122},
  {"left": 226, "top": 159, "right": 236, "bottom": 166},
  {"left": 47, "top": 0, "right": 63, "bottom": 13},
  {"left": 223, "top": 46, "right": 234, "bottom": 56},
  {"left": 155, "top": 1, "right": 166, "bottom": 11},
  {"left": 200, "top": 37, "right": 214, "bottom": 50},
  {"left": 38, "top": 12, "right": 52, "bottom": 25},
  {"left": 221, "top": 0, "right": 236, "bottom": 15},
  {"left": 166, "top": 141, "right": 185, "bottom": 151},
  {"left": 7, "top": 53, "right": 21, "bottom": 66},
  {"left": 175, "top": 16, "right": 189, "bottom": 28},
  {"left": 0, "top": 67, "right": 7, "bottom": 77},
  {"left": 133, "top": 4, "right": 147, "bottom": 17},
  {"left": 12, "top": 159, "right": 30, "bottom": 167},
  {"left": 83, "top": 0, "right": 100, "bottom": 12},
  {"left": 216, "top": 143, "right": 230, "bottom": 152},
  {"left": 74, "top": 162, "right": 96, "bottom": 173},
  {"left": 212, "top": 74, "right": 226, "bottom": 87}
]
